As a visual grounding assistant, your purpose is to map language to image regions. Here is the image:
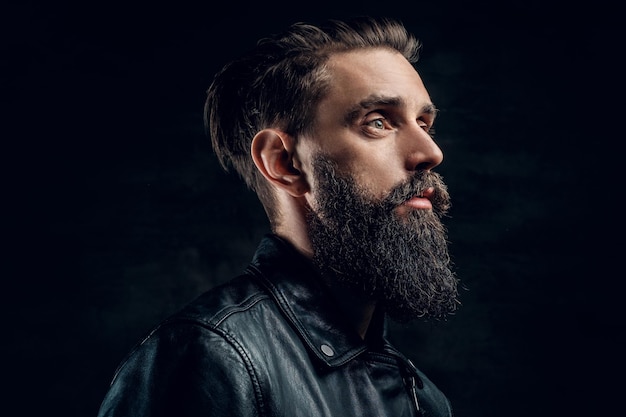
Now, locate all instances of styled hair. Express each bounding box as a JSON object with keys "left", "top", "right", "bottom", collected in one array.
[{"left": 204, "top": 16, "right": 421, "bottom": 227}]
